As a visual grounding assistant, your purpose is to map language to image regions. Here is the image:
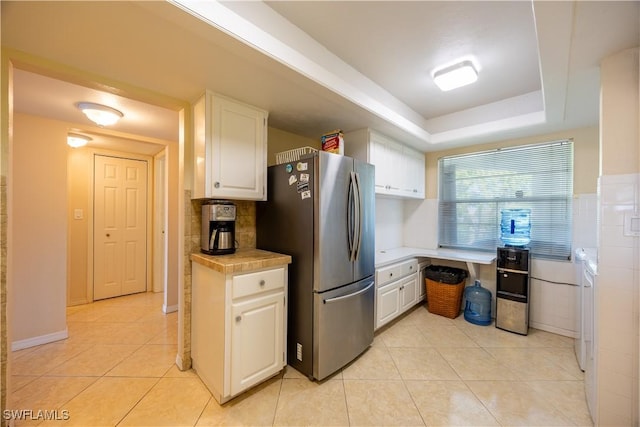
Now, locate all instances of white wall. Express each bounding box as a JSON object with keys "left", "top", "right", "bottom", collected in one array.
[
  {"left": 403, "top": 198, "right": 438, "bottom": 250},
  {"left": 10, "top": 114, "right": 68, "bottom": 348},
  {"left": 375, "top": 197, "right": 404, "bottom": 252},
  {"left": 596, "top": 47, "right": 639, "bottom": 427}
]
